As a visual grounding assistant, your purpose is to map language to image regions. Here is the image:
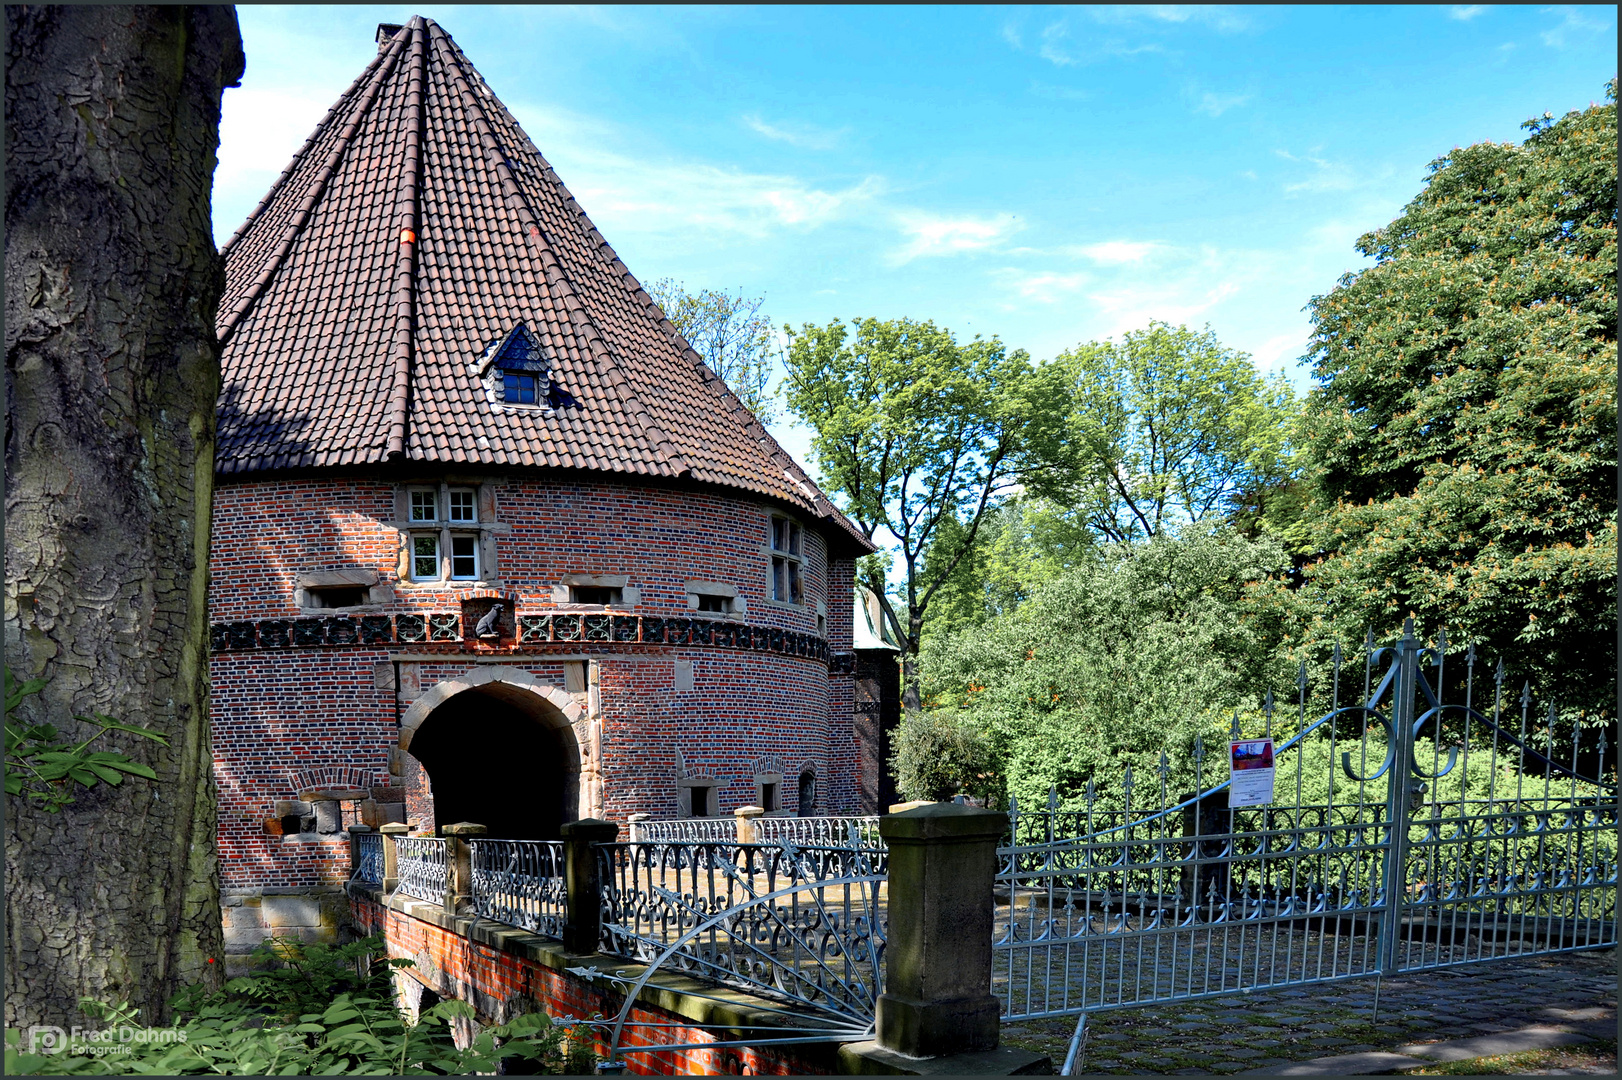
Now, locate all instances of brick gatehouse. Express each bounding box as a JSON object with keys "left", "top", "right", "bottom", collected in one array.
[{"left": 208, "top": 15, "right": 889, "bottom": 958}]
